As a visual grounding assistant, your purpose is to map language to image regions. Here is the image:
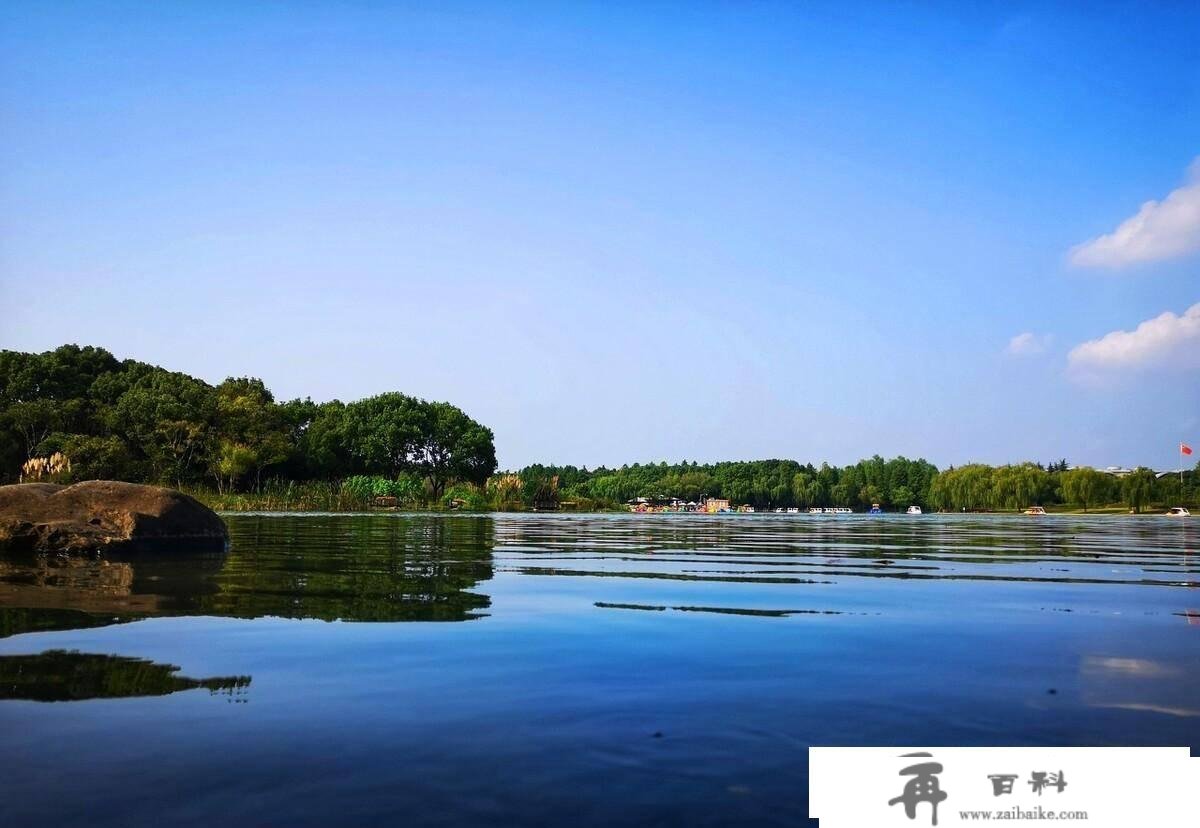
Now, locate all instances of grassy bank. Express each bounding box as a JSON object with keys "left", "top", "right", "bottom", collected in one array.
[
  {"left": 185, "top": 481, "right": 372, "bottom": 513},
  {"left": 1041, "top": 501, "right": 1194, "bottom": 515},
  {"left": 184, "top": 482, "right": 1192, "bottom": 516},
  {"left": 183, "top": 479, "right": 614, "bottom": 513}
]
